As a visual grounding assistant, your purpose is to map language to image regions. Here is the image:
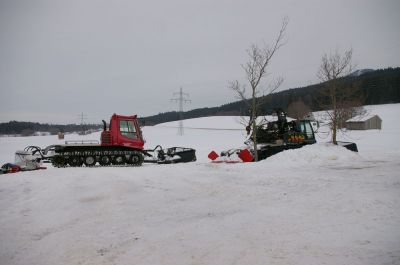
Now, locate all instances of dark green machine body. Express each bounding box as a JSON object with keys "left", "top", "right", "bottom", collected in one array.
[{"left": 250, "top": 109, "right": 317, "bottom": 160}]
